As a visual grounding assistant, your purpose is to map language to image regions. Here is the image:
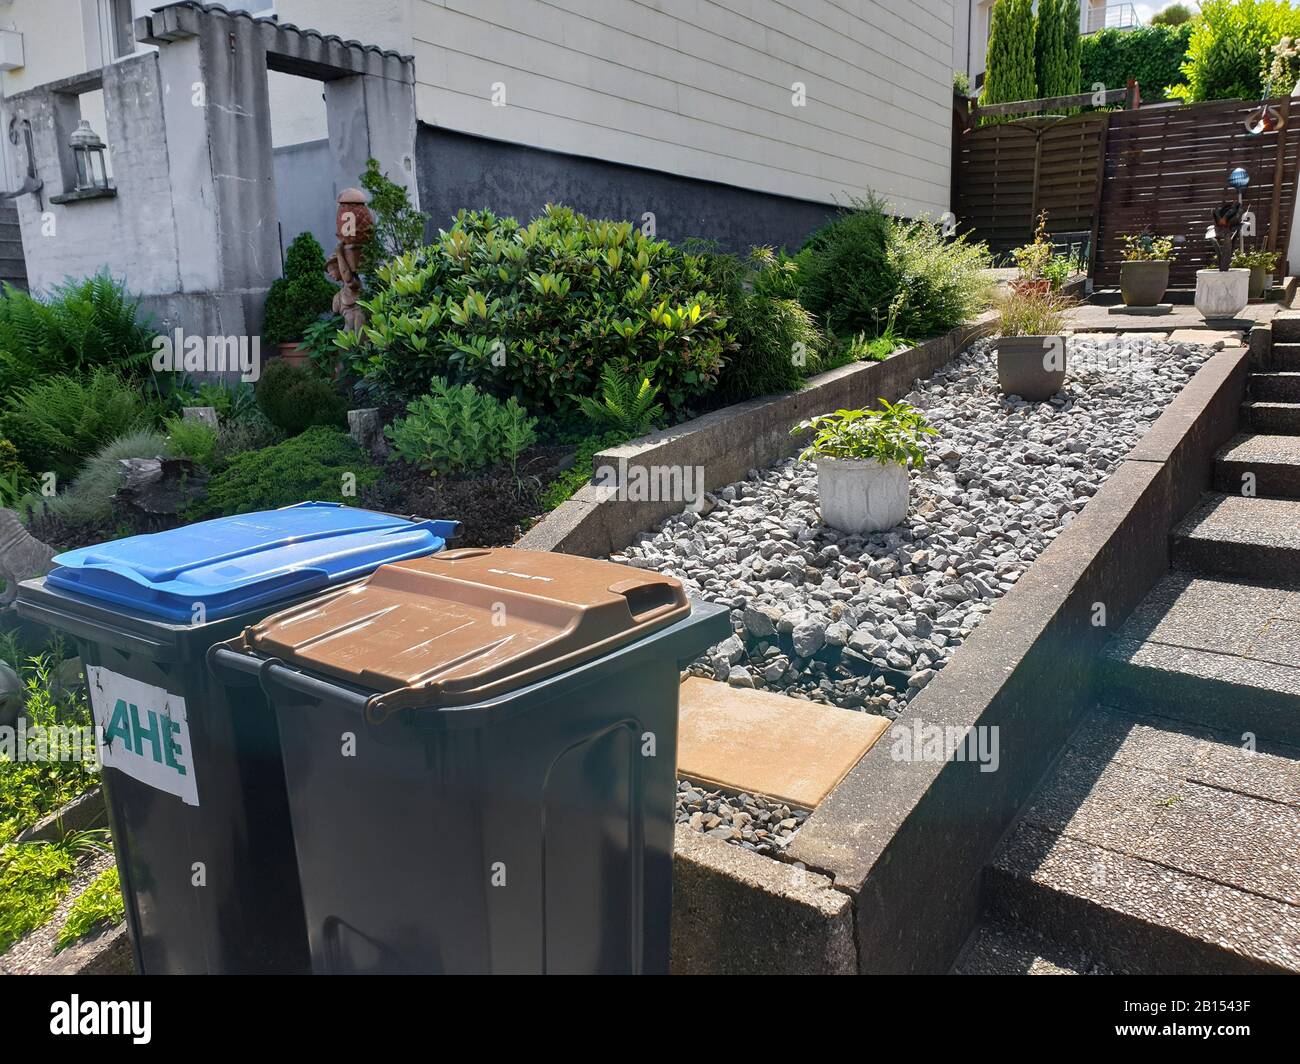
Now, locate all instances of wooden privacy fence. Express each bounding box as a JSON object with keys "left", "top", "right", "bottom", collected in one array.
[
  {"left": 953, "top": 114, "right": 1108, "bottom": 258},
  {"left": 1095, "top": 98, "right": 1300, "bottom": 287},
  {"left": 952, "top": 96, "right": 1300, "bottom": 286}
]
